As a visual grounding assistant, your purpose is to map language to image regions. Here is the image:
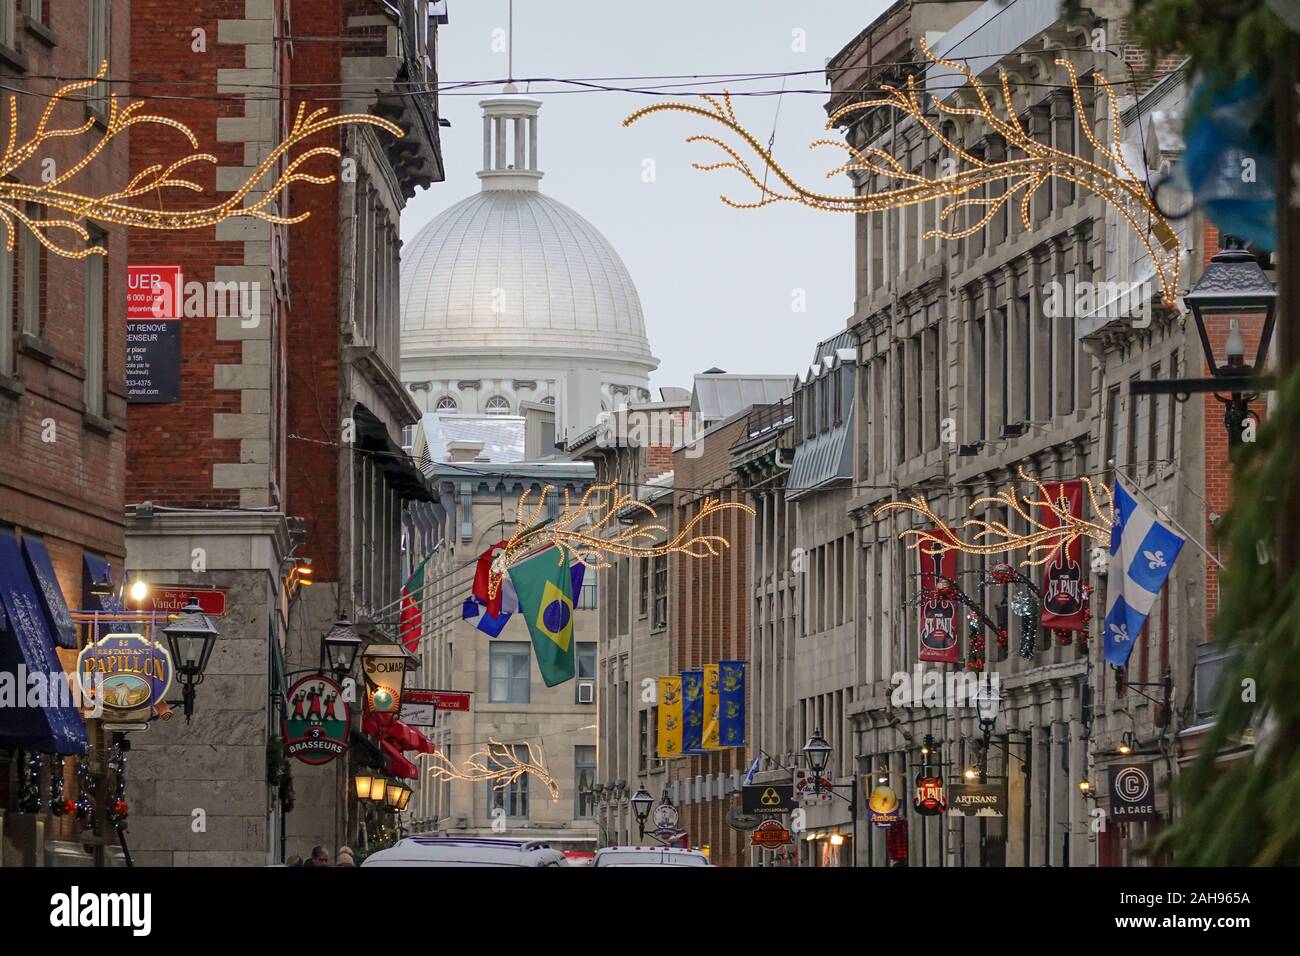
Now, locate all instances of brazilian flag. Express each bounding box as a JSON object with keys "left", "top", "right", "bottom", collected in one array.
[{"left": 507, "top": 546, "right": 582, "bottom": 686}]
